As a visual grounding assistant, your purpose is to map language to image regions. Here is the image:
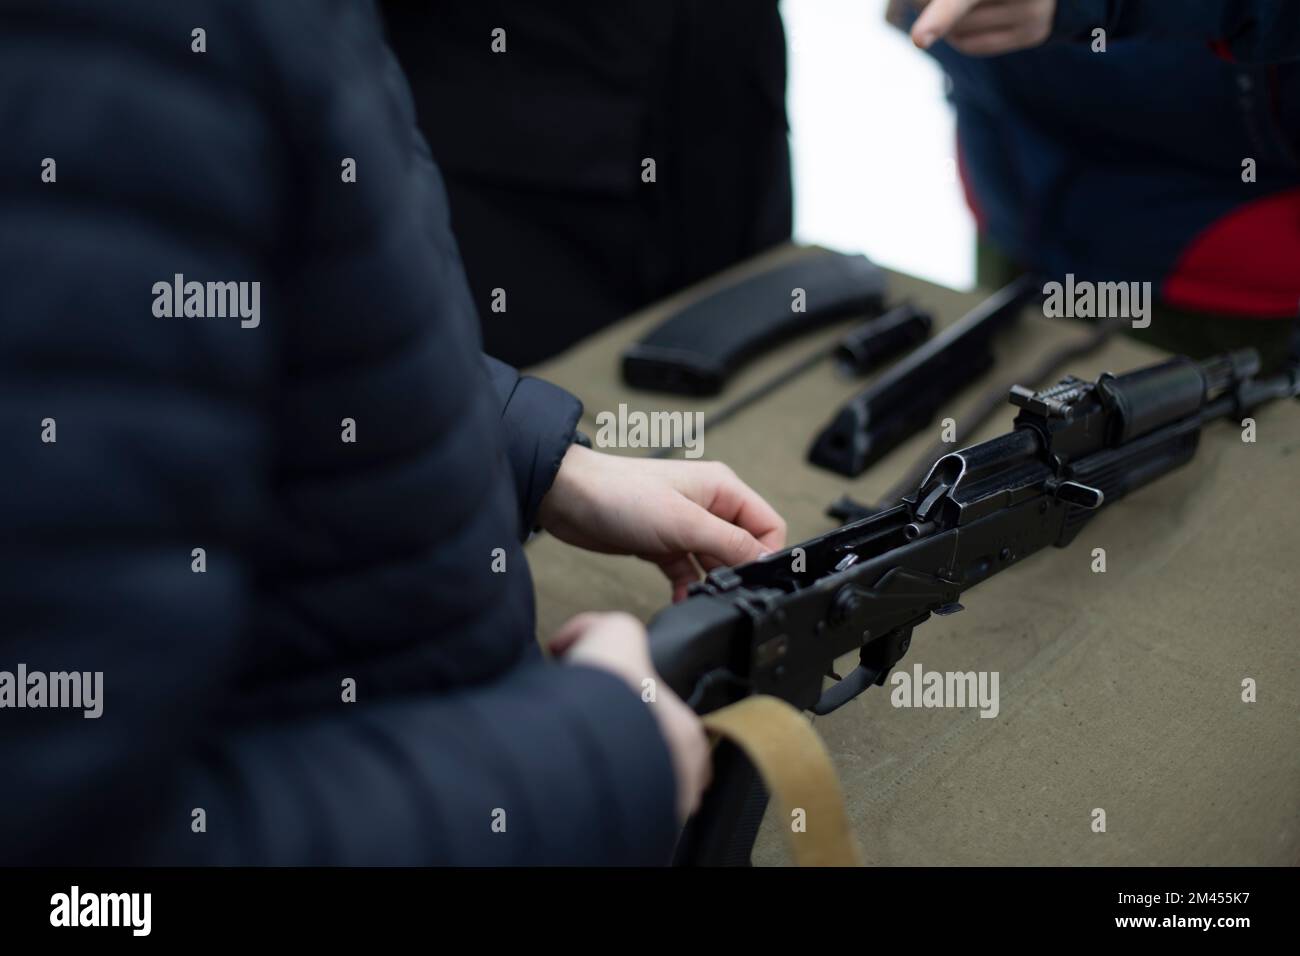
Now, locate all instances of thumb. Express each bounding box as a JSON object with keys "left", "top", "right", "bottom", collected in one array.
[
  {"left": 912, "top": 0, "right": 980, "bottom": 48},
  {"left": 674, "top": 500, "right": 767, "bottom": 569}
]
